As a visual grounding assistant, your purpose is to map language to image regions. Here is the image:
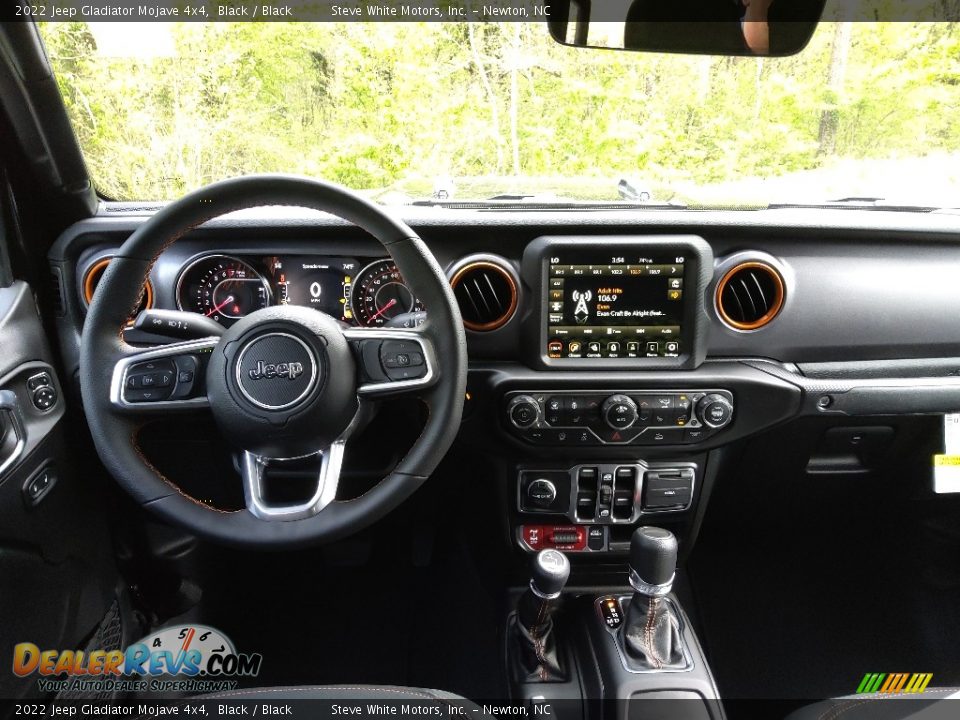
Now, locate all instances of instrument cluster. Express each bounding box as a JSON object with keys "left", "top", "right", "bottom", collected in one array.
[{"left": 174, "top": 254, "right": 423, "bottom": 327}]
